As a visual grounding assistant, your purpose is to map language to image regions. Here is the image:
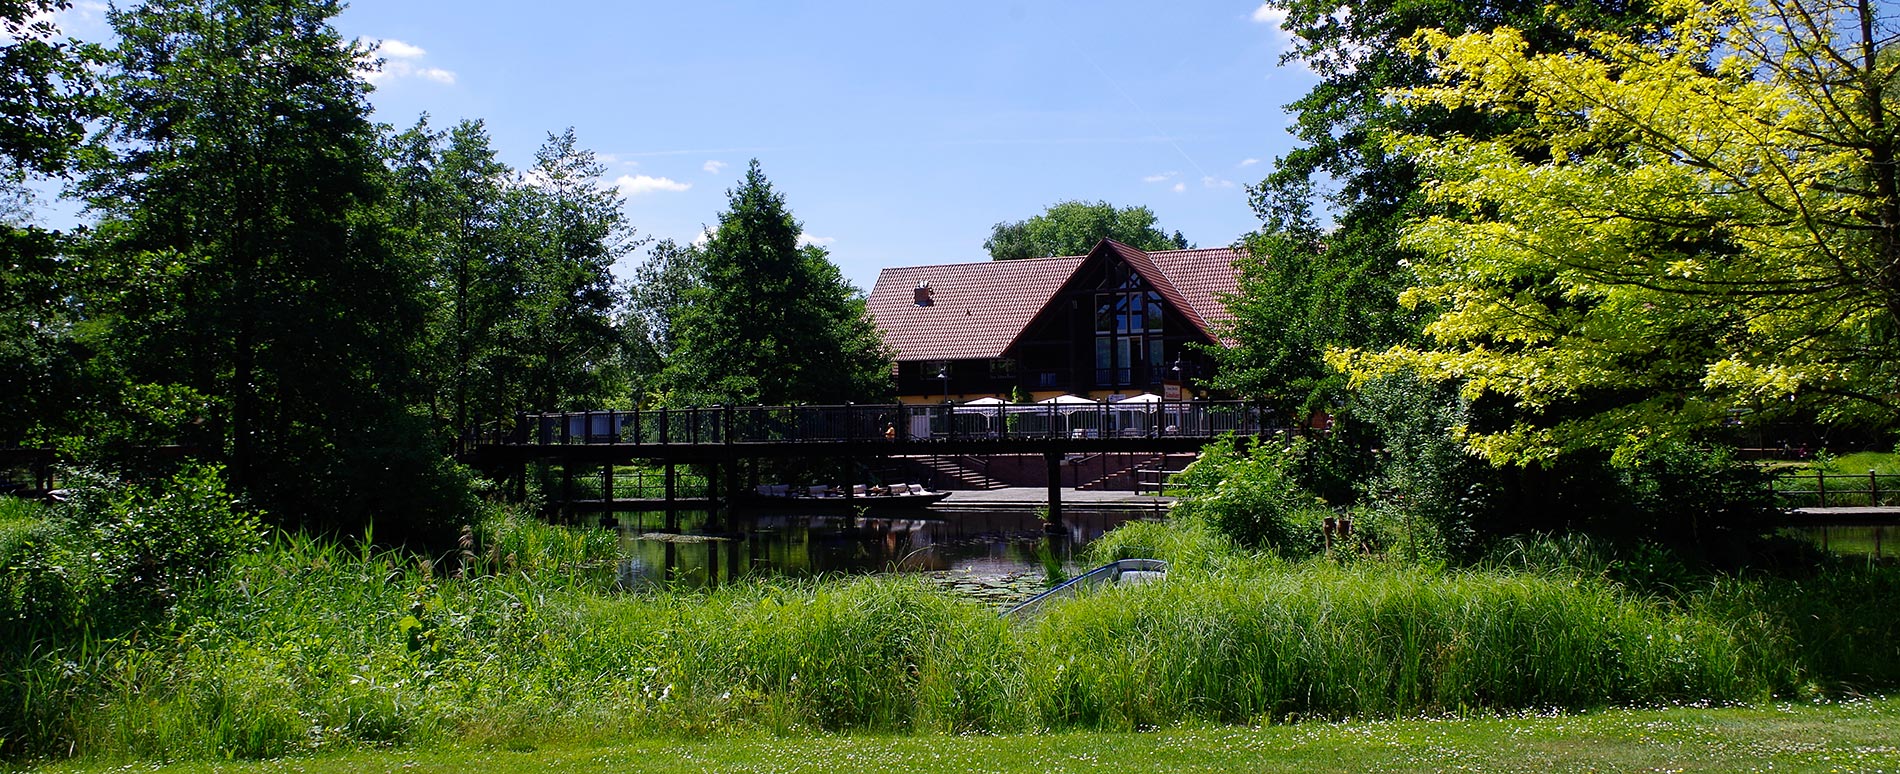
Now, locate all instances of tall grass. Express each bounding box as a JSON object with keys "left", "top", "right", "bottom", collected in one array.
[{"left": 5, "top": 501, "right": 1899, "bottom": 765}]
